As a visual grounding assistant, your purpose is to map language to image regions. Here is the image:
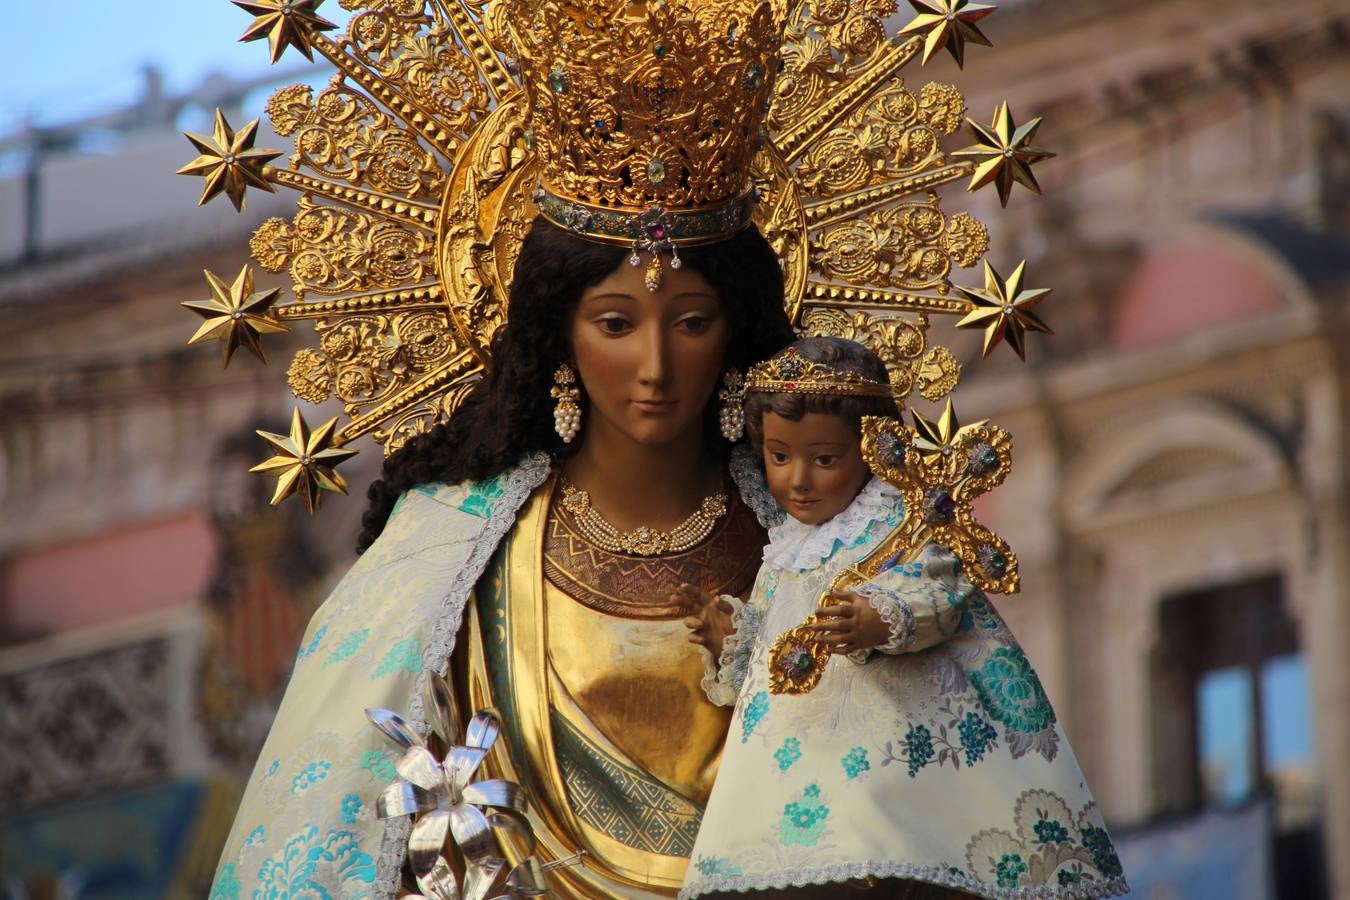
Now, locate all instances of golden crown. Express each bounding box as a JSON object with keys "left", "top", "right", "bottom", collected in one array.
[
  {"left": 745, "top": 349, "right": 894, "bottom": 399},
  {"left": 502, "top": 0, "right": 784, "bottom": 257}
]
